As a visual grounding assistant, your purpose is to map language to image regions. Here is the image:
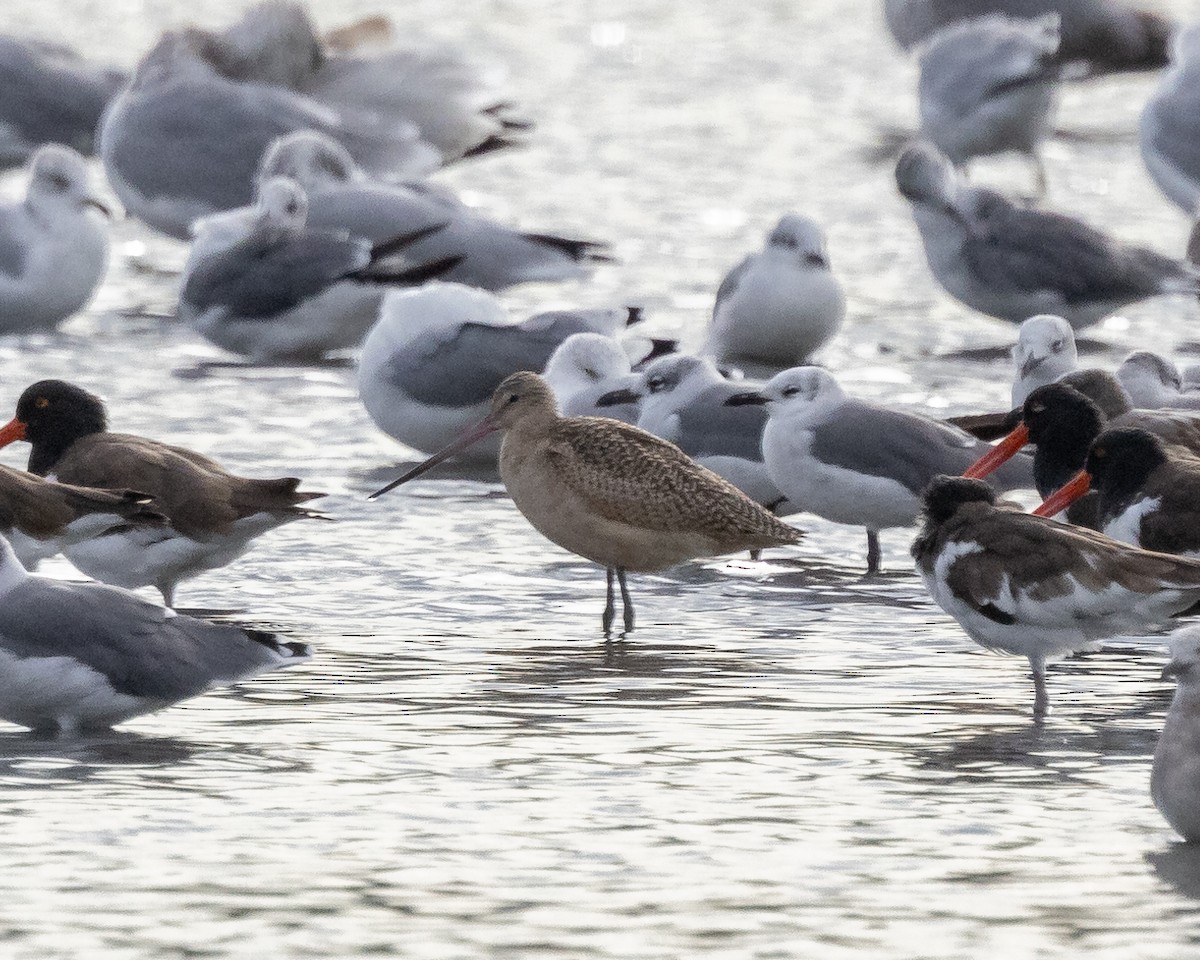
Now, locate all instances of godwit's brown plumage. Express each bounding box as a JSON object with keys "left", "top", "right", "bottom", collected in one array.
[
  {"left": 371, "top": 371, "right": 801, "bottom": 634},
  {"left": 0, "top": 464, "right": 164, "bottom": 570}
]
